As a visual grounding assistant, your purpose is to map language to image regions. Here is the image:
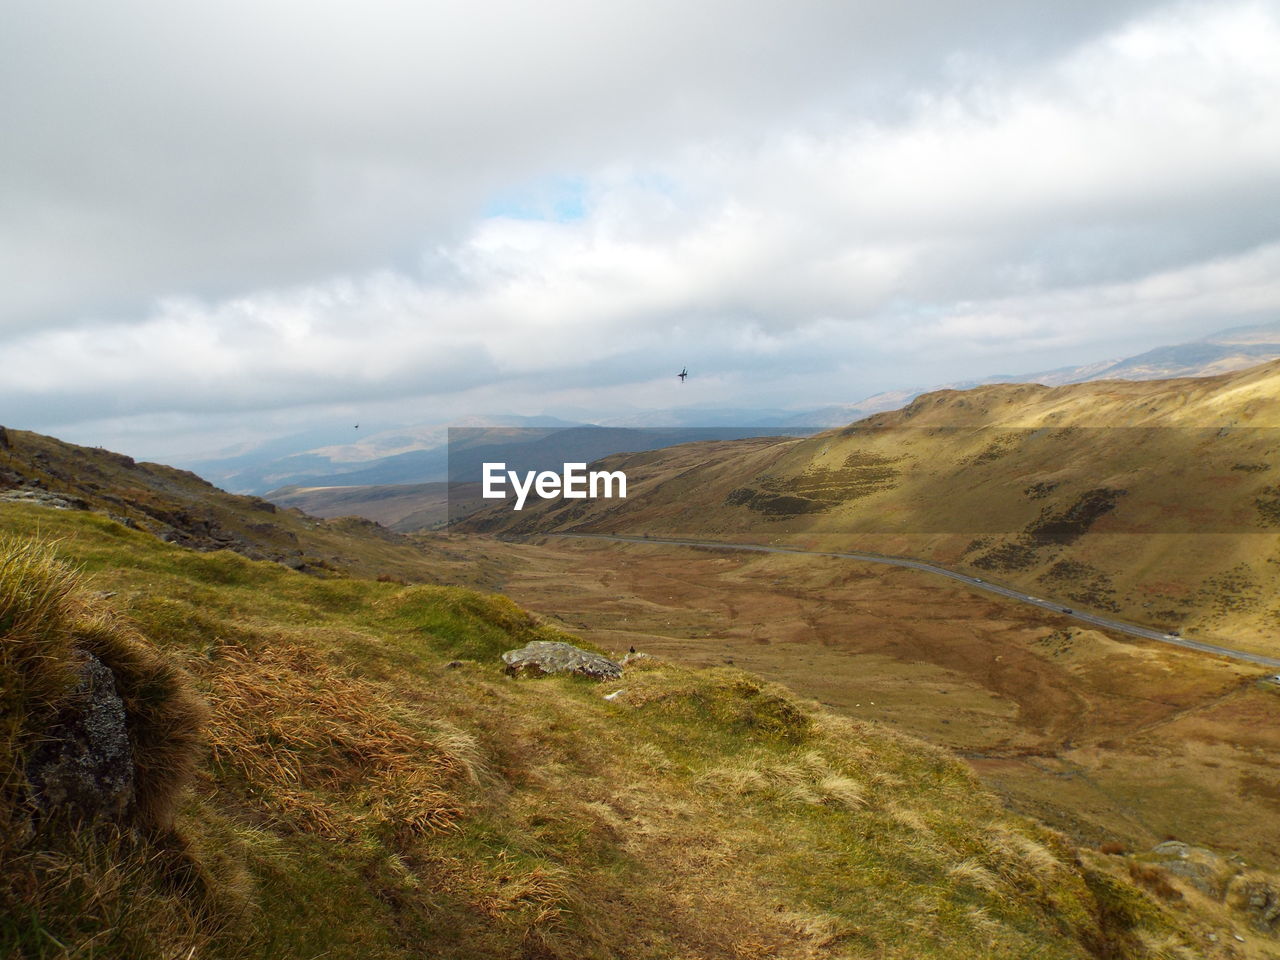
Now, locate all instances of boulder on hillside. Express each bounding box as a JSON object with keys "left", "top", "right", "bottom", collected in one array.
[
  {"left": 501, "top": 641, "right": 622, "bottom": 681},
  {"left": 1147, "top": 840, "right": 1232, "bottom": 898},
  {"left": 1146, "top": 839, "right": 1280, "bottom": 934}
]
